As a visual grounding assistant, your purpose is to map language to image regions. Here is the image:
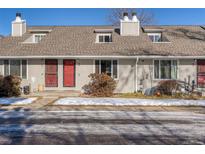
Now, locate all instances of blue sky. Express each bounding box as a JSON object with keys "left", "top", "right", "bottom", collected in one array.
[{"left": 1, "top": 8, "right": 205, "bottom": 35}]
